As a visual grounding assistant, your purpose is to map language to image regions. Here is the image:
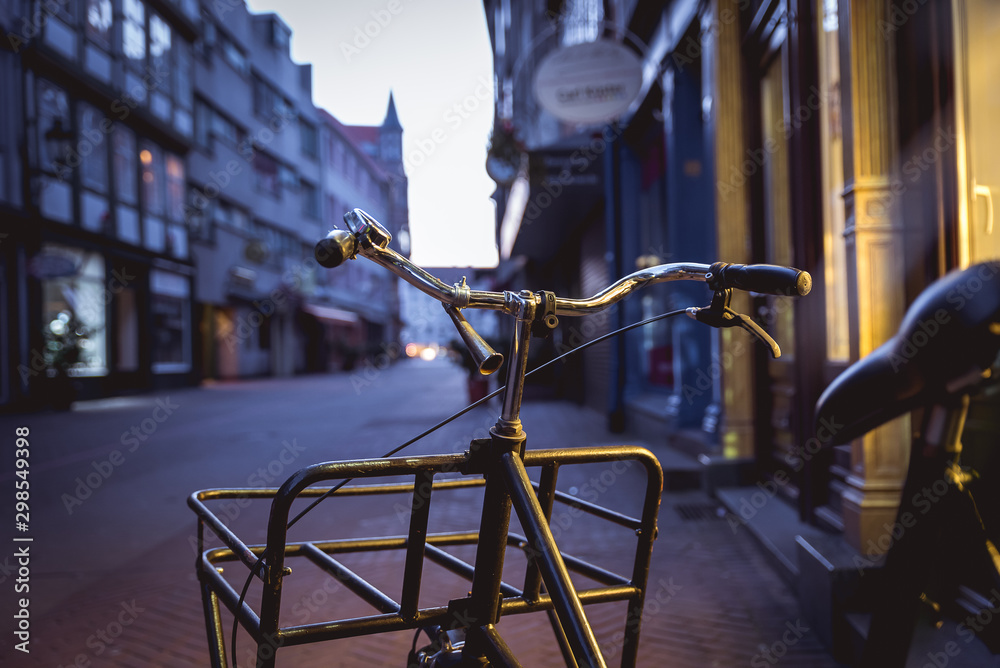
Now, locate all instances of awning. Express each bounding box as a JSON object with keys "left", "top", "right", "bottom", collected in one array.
[{"left": 302, "top": 303, "right": 360, "bottom": 325}]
